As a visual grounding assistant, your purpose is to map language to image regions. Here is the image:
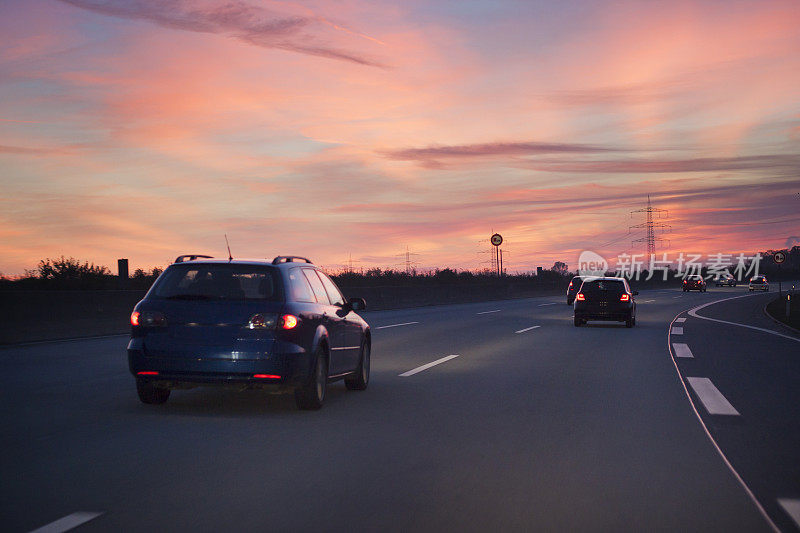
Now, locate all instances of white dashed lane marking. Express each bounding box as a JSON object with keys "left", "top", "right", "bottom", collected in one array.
[
  {"left": 30, "top": 512, "right": 103, "bottom": 533},
  {"left": 515, "top": 326, "right": 541, "bottom": 334},
  {"left": 399, "top": 355, "right": 460, "bottom": 377},
  {"left": 686, "top": 377, "right": 740, "bottom": 416},
  {"left": 675, "top": 317, "right": 686, "bottom": 323},
  {"left": 537, "top": 303, "right": 558, "bottom": 307},
  {"left": 374, "top": 321, "right": 419, "bottom": 330},
  {"left": 778, "top": 499, "right": 800, "bottom": 528},
  {"left": 671, "top": 326, "right": 684, "bottom": 335},
  {"left": 672, "top": 343, "right": 694, "bottom": 358},
  {"left": 476, "top": 309, "right": 501, "bottom": 315}
]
